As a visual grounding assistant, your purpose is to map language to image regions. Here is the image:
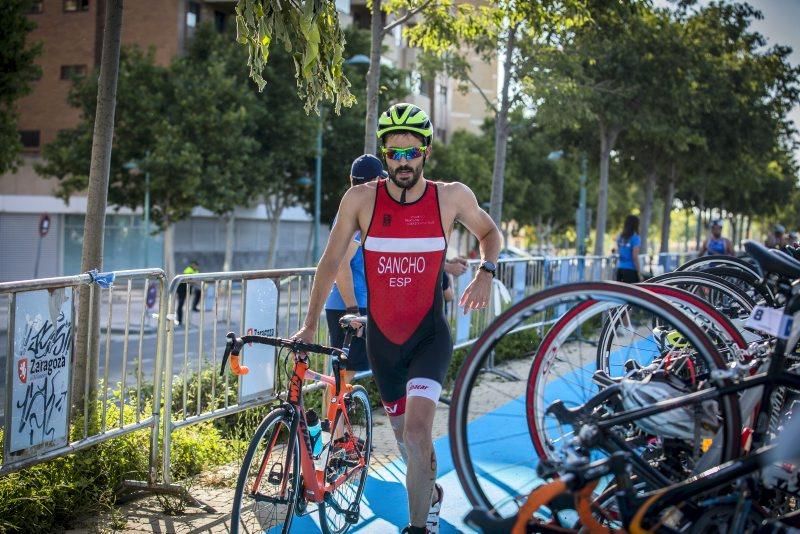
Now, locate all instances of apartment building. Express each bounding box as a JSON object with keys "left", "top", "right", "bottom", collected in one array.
[{"left": 1, "top": 0, "right": 496, "bottom": 281}]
